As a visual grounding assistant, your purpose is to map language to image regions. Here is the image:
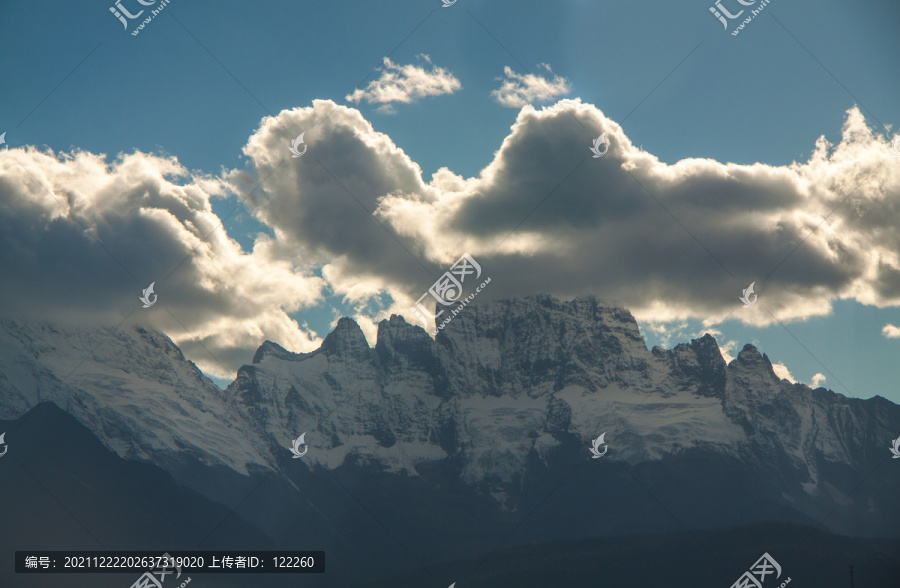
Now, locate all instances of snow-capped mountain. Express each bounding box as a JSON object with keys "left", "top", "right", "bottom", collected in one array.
[
  {"left": 2, "top": 295, "right": 899, "bottom": 538},
  {"left": 229, "top": 297, "right": 750, "bottom": 487},
  {"left": 0, "top": 319, "right": 273, "bottom": 477},
  {"left": 229, "top": 295, "right": 899, "bottom": 506}
]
